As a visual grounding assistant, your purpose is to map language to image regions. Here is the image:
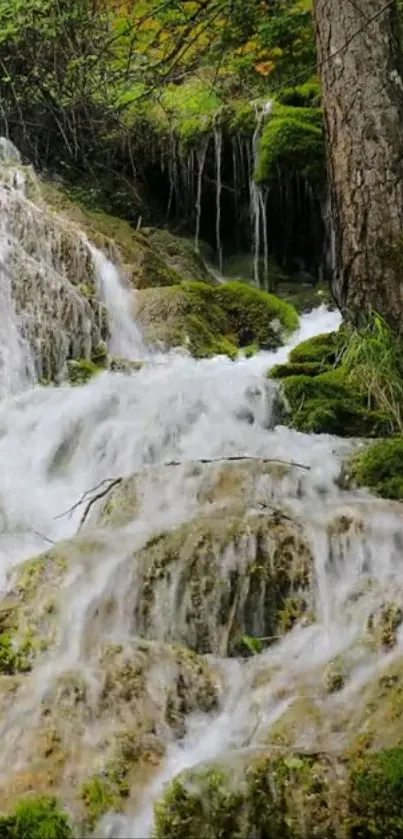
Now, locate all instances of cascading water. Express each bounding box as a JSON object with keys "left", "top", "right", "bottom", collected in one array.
[{"left": 0, "top": 143, "right": 402, "bottom": 838}]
